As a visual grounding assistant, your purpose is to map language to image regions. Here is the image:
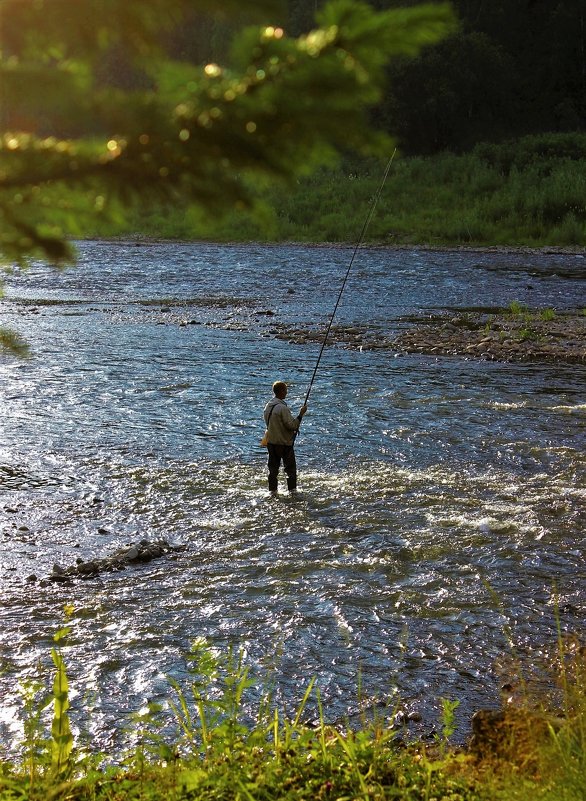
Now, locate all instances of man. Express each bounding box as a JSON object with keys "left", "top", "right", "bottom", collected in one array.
[{"left": 263, "top": 381, "right": 308, "bottom": 495}]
